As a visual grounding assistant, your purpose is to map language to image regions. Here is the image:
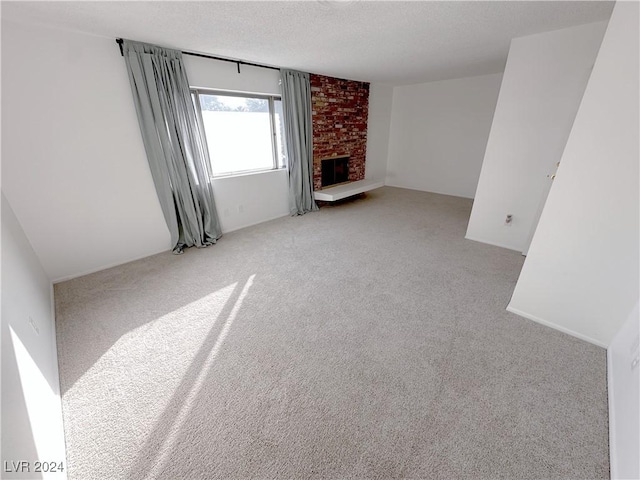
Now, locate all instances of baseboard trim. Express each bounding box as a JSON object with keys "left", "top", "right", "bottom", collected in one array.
[
  {"left": 52, "top": 213, "right": 291, "bottom": 284},
  {"left": 52, "top": 246, "right": 171, "bottom": 283},
  {"left": 221, "top": 212, "right": 289, "bottom": 235},
  {"left": 506, "top": 305, "right": 607, "bottom": 348},
  {"left": 465, "top": 234, "right": 522, "bottom": 253},
  {"left": 383, "top": 182, "right": 475, "bottom": 200},
  {"left": 607, "top": 347, "right": 618, "bottom": 479}
]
